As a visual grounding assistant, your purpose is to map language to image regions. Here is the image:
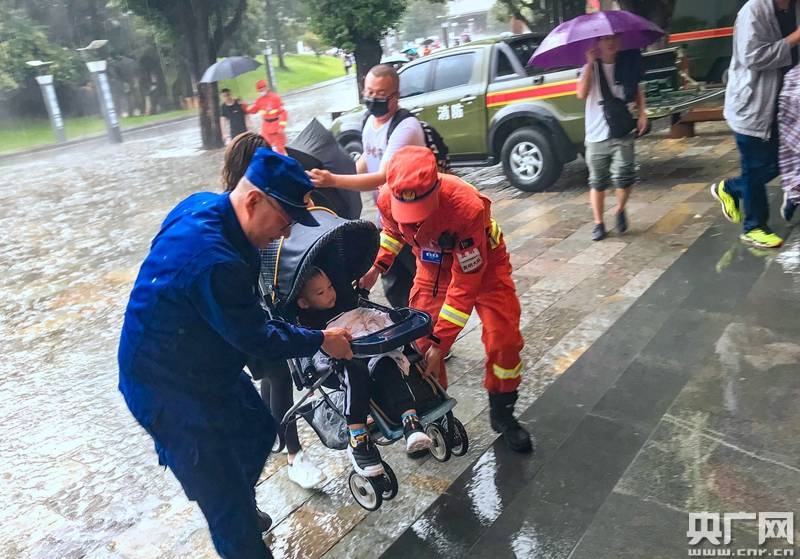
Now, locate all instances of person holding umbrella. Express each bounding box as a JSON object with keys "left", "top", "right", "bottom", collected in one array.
[
  {"left": 220, "top": 88, "right": 249, "bottom": 144},
  {"left": 577, "top": 34, "right": 648, "bottom": 241},
  {"left": 529, "top": 10, "right": 662, "bottom": 241}
]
